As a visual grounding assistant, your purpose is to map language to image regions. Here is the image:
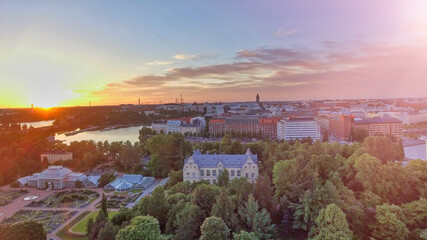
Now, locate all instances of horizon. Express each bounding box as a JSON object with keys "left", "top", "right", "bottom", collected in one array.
[{"left": 1, "top": 0, "right": 427, "bottom": 108}]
